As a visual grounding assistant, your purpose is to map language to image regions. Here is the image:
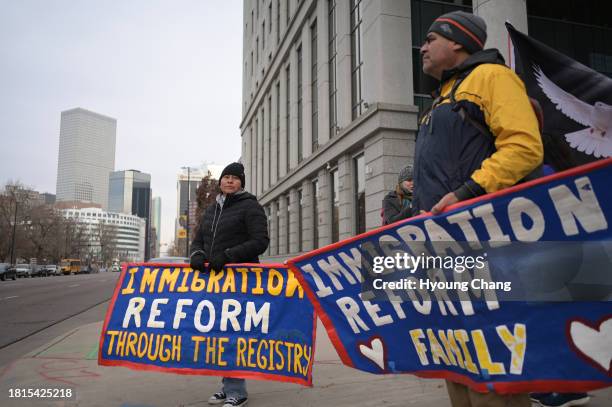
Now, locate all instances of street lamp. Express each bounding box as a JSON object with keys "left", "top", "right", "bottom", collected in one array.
[{"left": 9, "top": 191, "right": 18, "bottom": 266}]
